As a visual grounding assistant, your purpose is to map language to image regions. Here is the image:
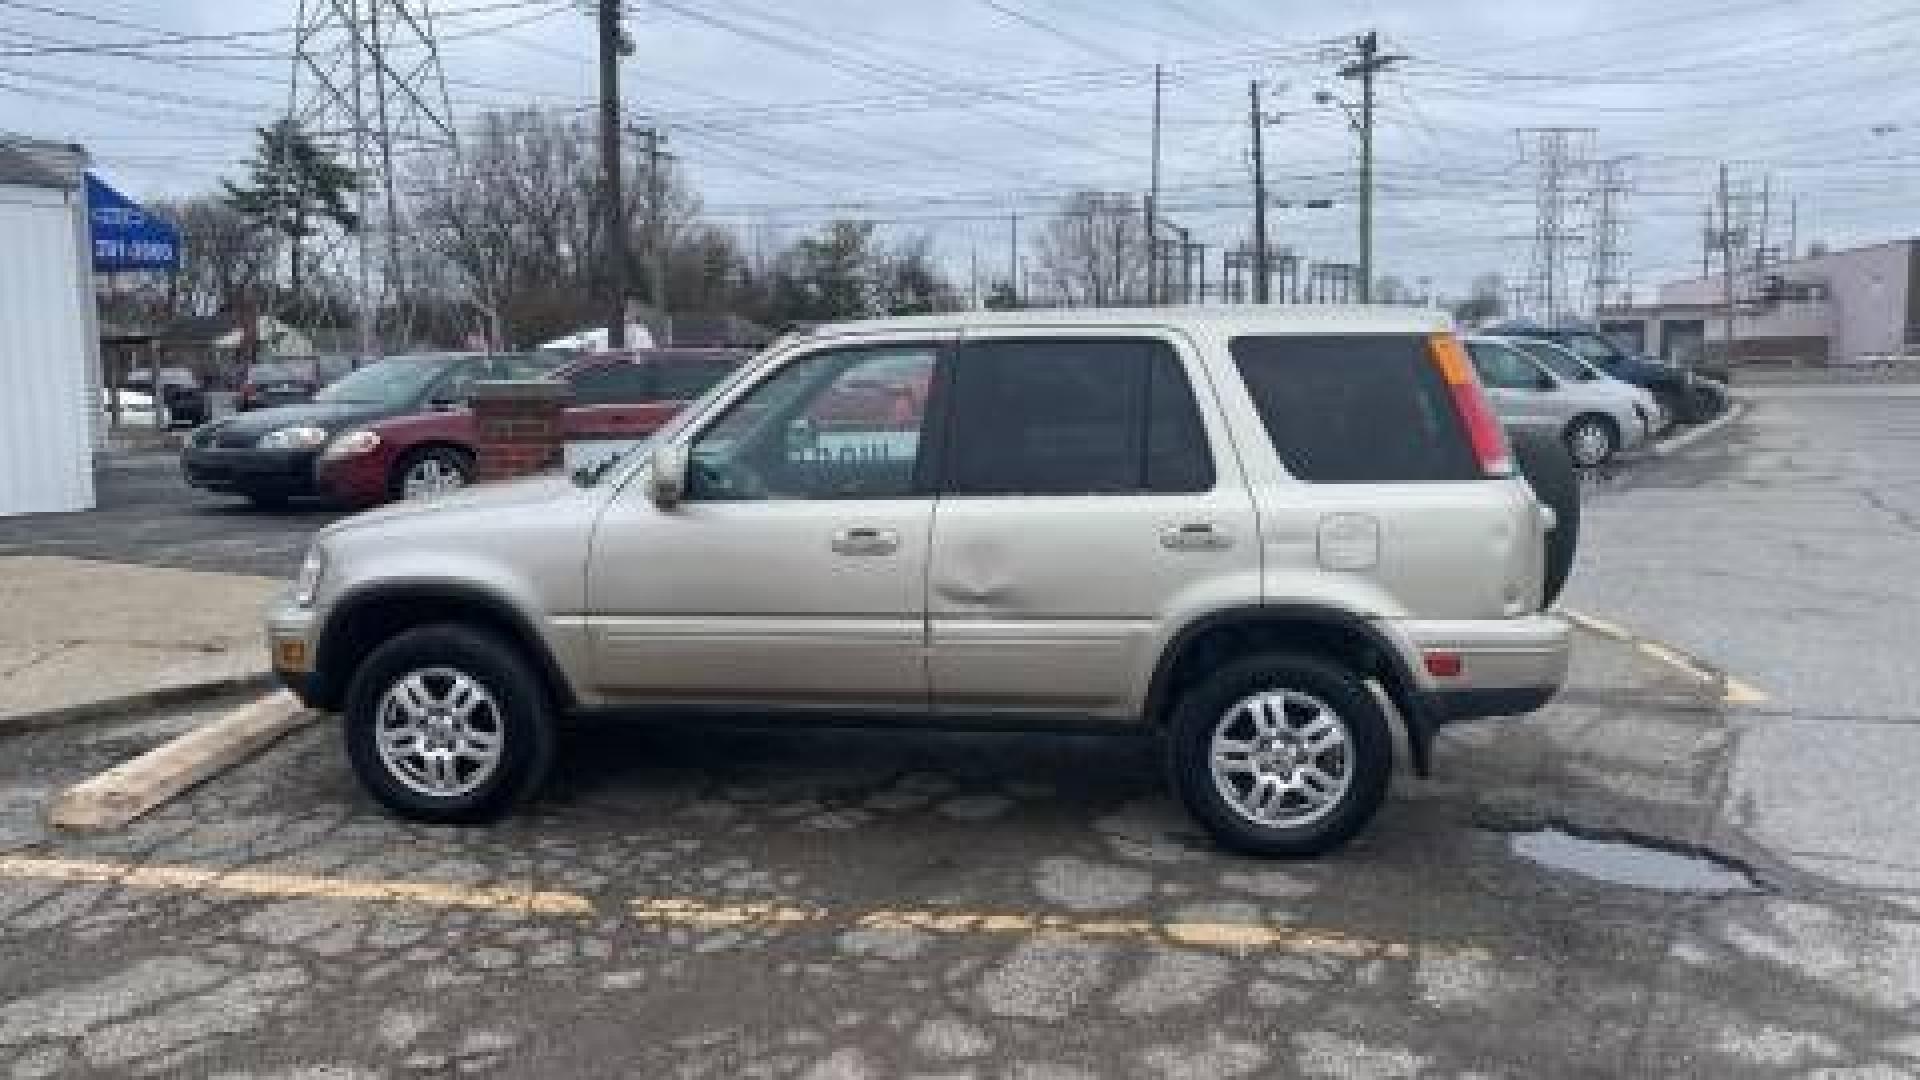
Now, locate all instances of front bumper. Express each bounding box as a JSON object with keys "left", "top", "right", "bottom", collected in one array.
[
  {"left": 182, "top": 446, "right": 322, "bottom": 496},
  {"left": 266, "top": 592, "right": 325, "bottom": 708},
  {"left": 1391, "top": 614, "right": 1571, "bottom": 722}
]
